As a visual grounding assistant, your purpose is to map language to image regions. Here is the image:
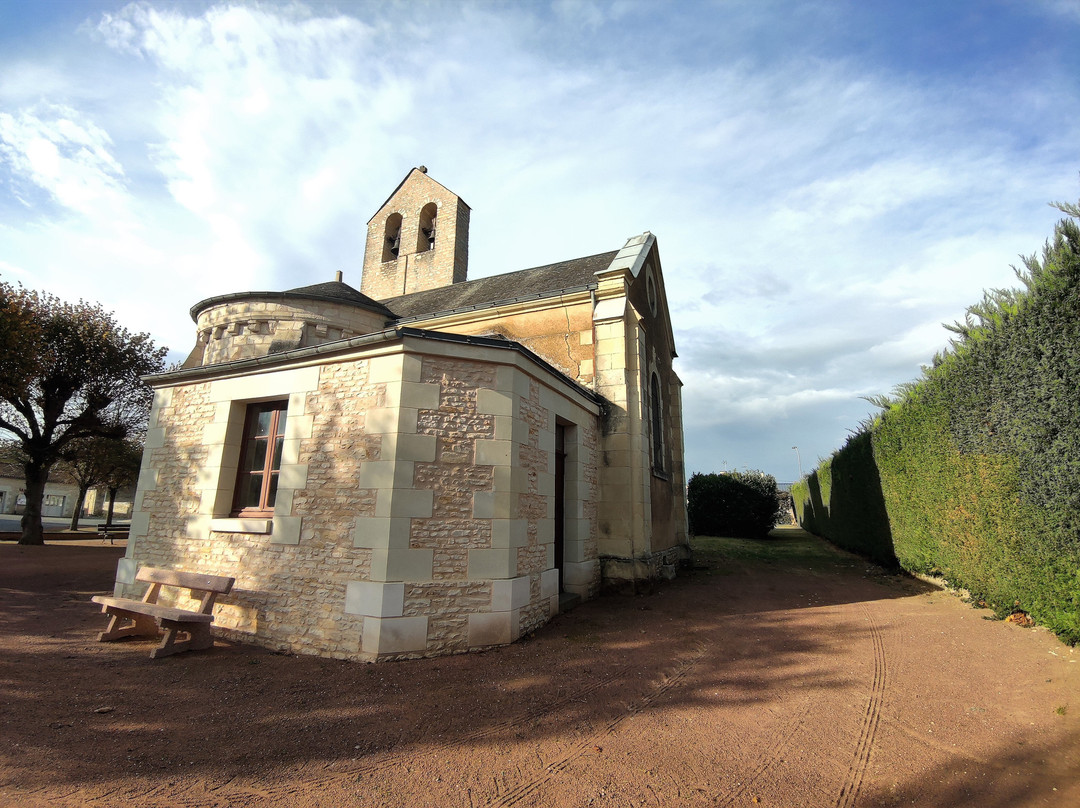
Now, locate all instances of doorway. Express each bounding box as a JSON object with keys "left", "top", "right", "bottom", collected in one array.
[
  {"left": 43, "top": 494, "right": 66, "bottom": 517},
  {"left": 554, "top": 423, "right": 566, "bottom": 592}
]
